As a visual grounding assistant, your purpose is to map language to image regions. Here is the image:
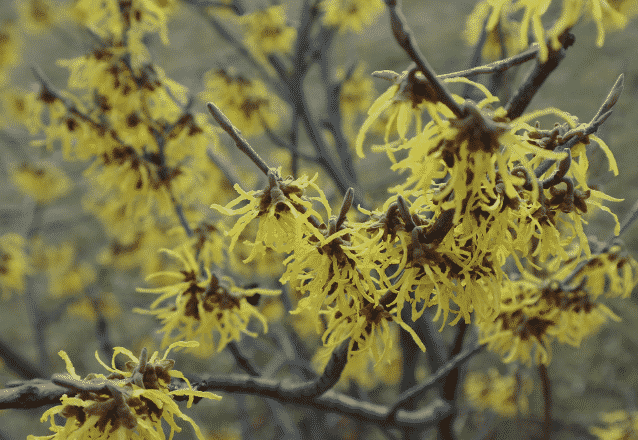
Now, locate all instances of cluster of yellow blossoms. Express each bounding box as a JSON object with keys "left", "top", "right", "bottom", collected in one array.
[
  {"left": 464, "top": 0, "right": 638, "bottom": 62},
  {"left": 209, "top": 62, "right": 638, "bottom": 367},
  {"left": 28, "top": 342, "right": 220, "bottom": 440},
  {"left": 3, "top": 0, "right": 638, "bottom": 437}
]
